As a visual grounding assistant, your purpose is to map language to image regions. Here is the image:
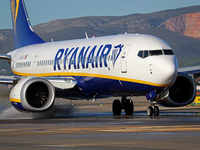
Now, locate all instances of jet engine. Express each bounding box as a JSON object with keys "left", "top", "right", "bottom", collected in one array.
[
  {"left": 158, "top": 72, "right": 196, "bottom": 107},
  {"left": 10, "top": 77, "right": 55, "bottom": 112}
]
